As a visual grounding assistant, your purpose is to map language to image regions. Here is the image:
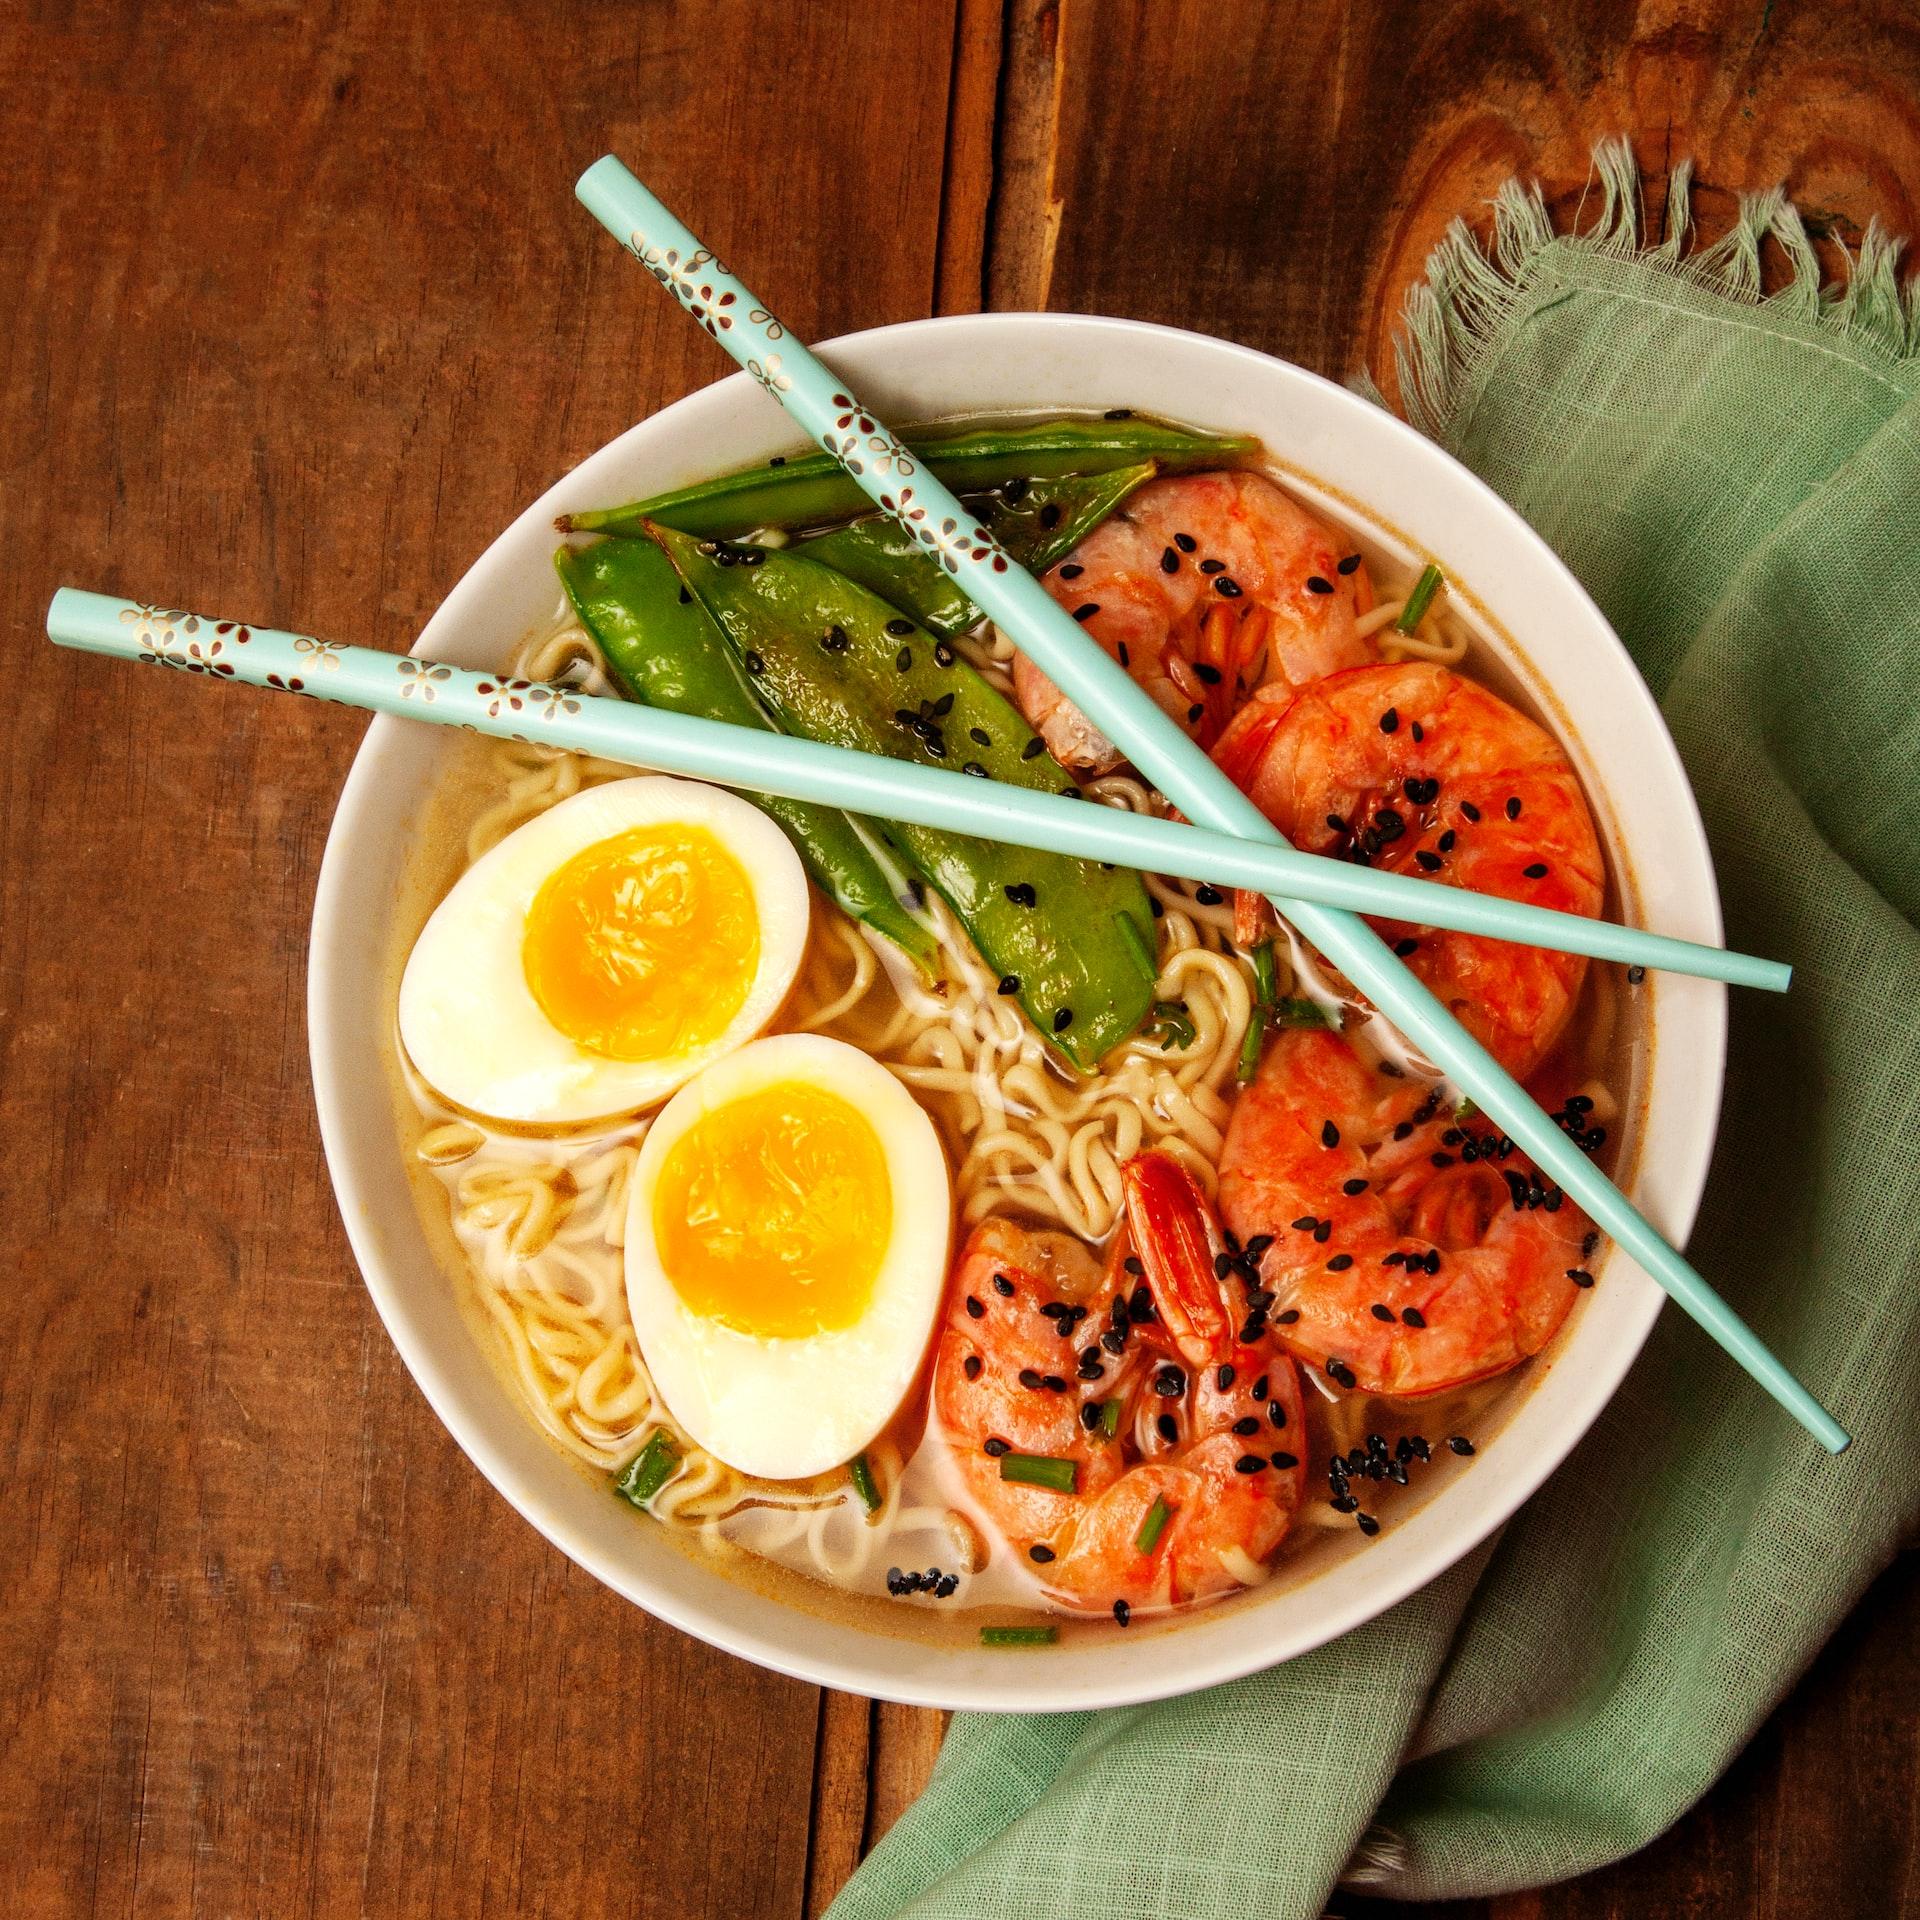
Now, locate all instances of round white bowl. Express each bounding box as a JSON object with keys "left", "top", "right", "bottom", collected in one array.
[{"left": 309, "top": 313, "right": 1725, "bottom": 1712}]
